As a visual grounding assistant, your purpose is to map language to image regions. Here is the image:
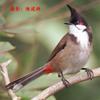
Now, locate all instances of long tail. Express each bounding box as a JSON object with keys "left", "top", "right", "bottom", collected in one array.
[
  {"left": 6, "top": 67, "right": 45, "bottom": 92},
  {"left": 5, "top": 64, "right": 54, "bottom": 92}
]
